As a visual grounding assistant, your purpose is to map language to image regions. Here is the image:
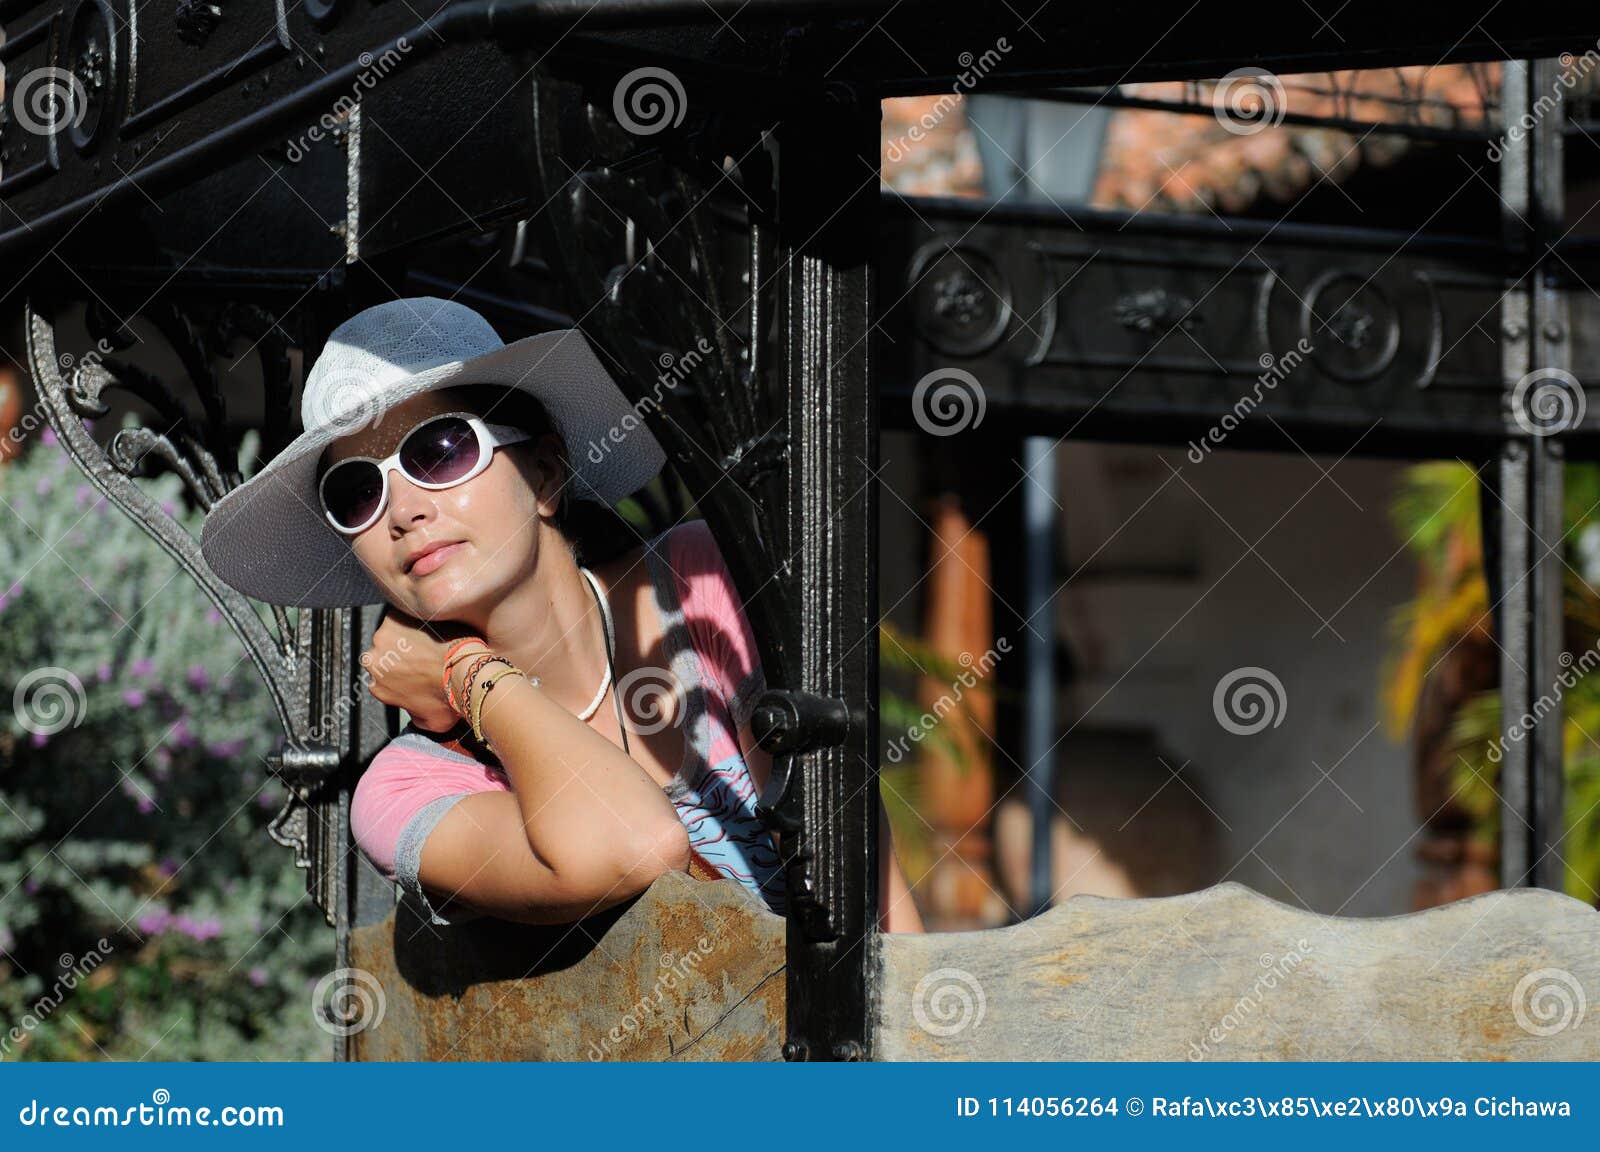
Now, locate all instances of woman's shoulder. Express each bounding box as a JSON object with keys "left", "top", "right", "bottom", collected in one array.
[
  {"left": 640, "top": 519, "right": 765, "bottom": 714},
  {"left": 652, "top": 517, "right": 725, "bottom": 575},
  {"left": 644, "top": 518, "right": 744, "bottom": 603}
]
